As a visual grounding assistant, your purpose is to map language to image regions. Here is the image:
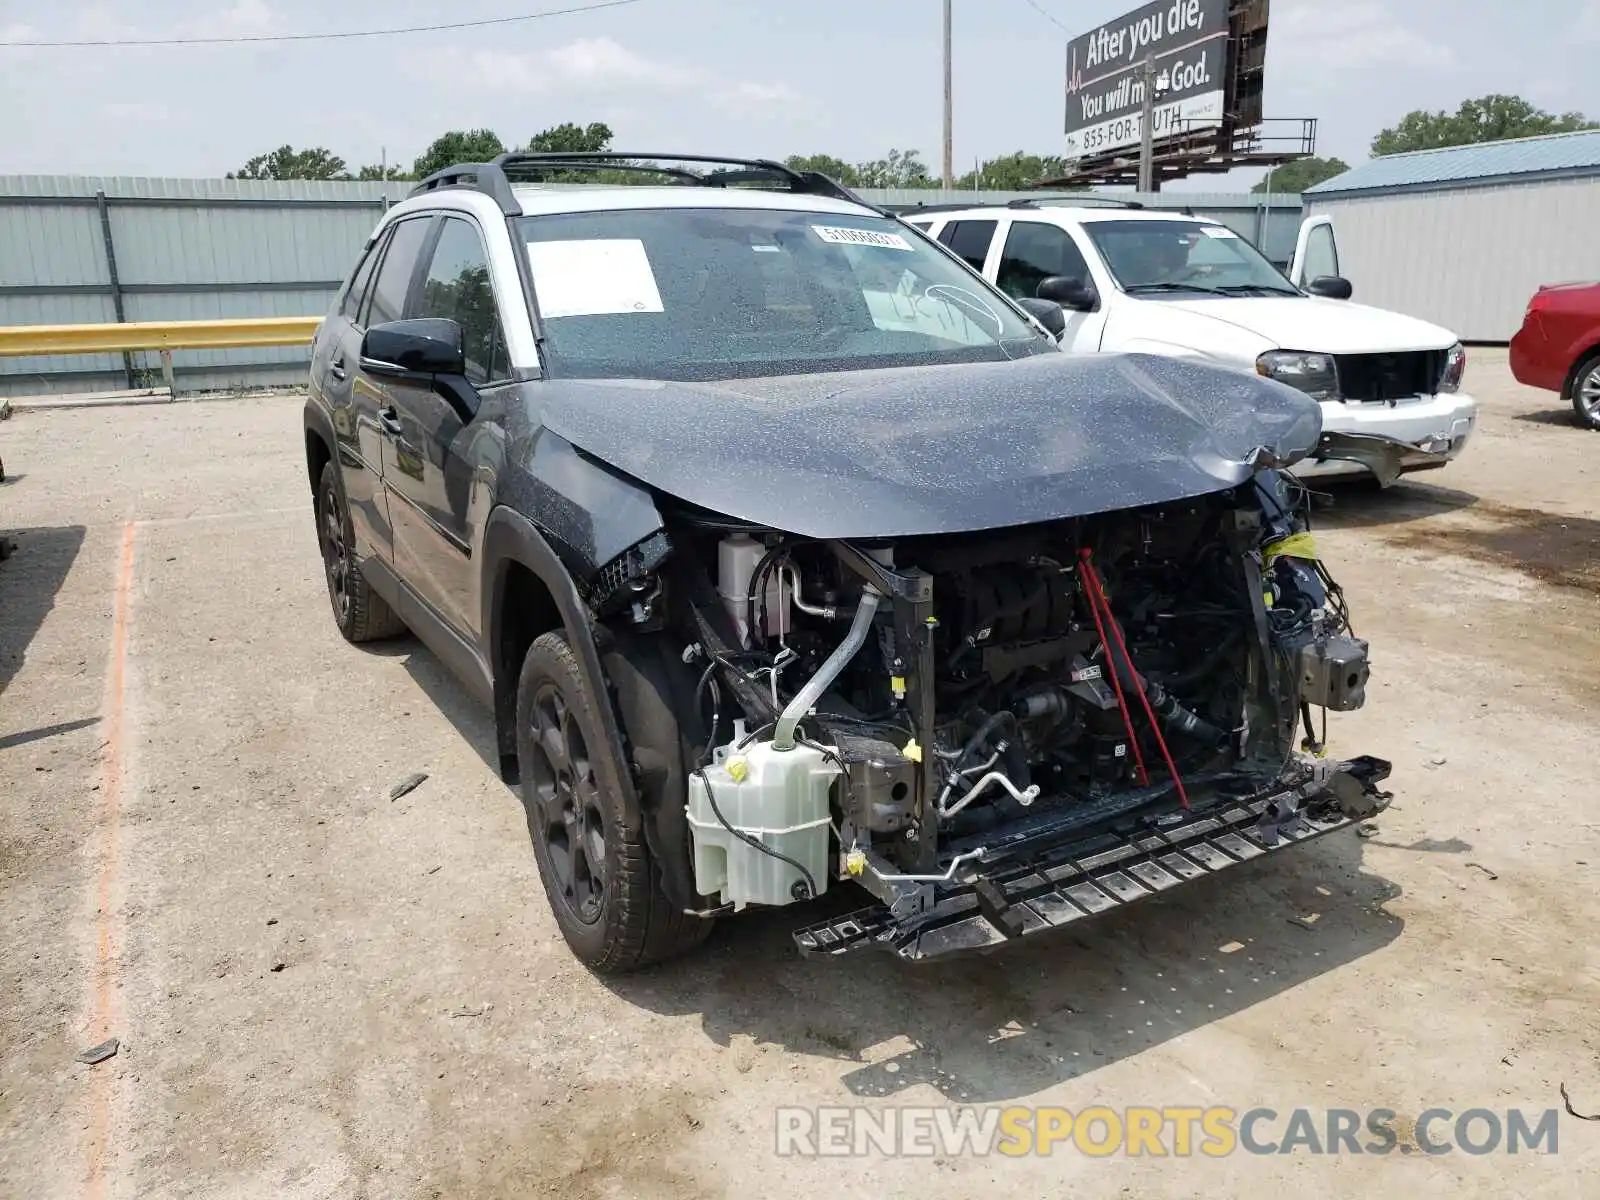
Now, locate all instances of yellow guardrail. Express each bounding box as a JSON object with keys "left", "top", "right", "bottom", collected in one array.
[{"left": 0, "top": 316, "right": 320, "bottom": 357}]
